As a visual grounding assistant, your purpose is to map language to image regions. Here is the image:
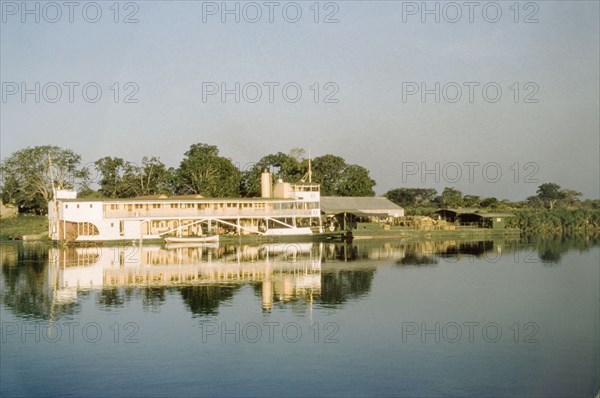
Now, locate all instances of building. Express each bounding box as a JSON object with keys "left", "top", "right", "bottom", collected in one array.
[
  {"left": 320, "top": 196, "right": 404, "bottom": 230},
  {"left": 435, "top": 209, "right": 515, "bottom": 229},
  {"left": 48, "top": 172, "right": 321, "bottom": 242}
]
